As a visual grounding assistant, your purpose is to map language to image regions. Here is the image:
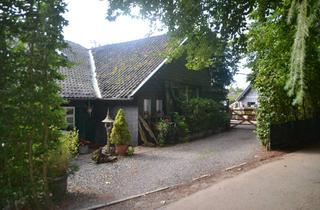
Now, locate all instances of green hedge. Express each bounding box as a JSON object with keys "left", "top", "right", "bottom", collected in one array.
[
  {"left": 181, "top": 98, "right": 229, "bottom": 133},
  {"left": 248, "top": 5, "right": 320, "bottom": 146}
]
